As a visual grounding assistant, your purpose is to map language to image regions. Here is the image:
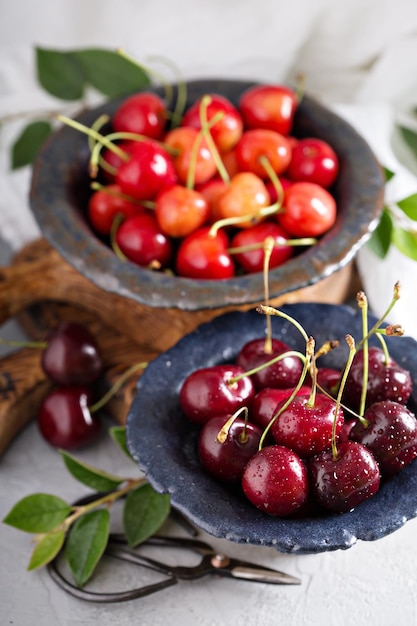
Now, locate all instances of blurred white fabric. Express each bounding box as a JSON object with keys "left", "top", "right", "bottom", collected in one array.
[{"left": 1, "top": 0, "right": 417, "bottom": 251}]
